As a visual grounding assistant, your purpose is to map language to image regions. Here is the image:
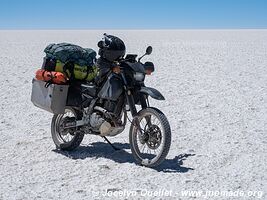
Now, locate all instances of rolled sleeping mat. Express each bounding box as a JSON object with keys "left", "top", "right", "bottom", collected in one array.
[{"left": 35, "top": 69, "right": 68, "bottom": 84}]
